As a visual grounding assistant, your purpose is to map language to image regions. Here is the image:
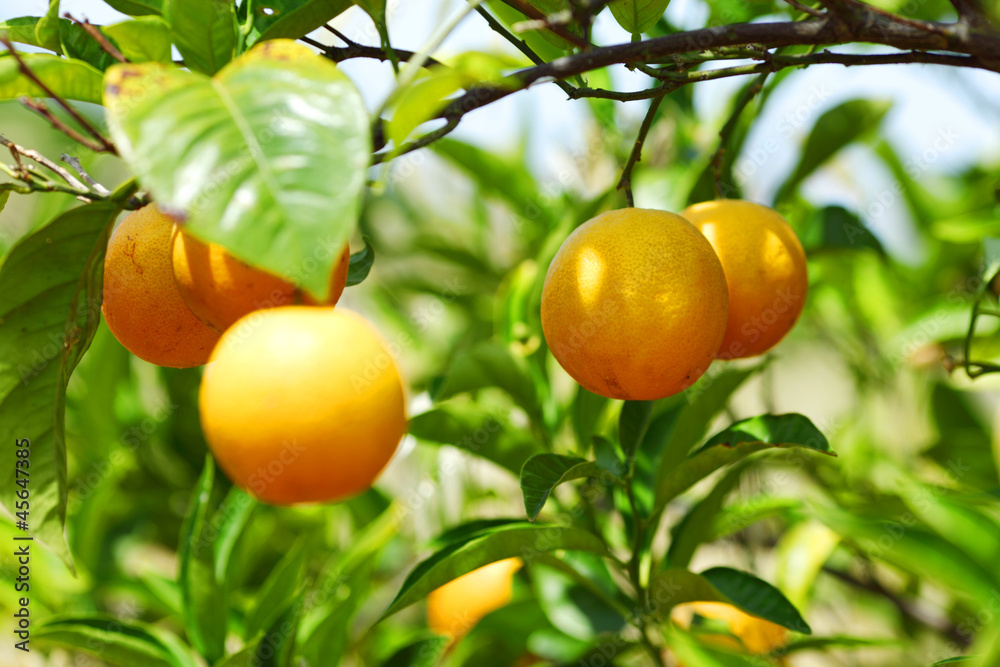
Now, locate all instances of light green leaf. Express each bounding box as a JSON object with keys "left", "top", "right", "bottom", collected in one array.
[
  {"left": 0, "top": 17, "right": 59, "bottom": 48},
  {"left": 0, "top": 202, "right": 121, "bottom": 570},
  {"left": 213, "top": 487, "right": 256, "bottom": 585},
  {"left": 104, "top": 17, "right": 173, "bottom": 63},
  {"left": 380, "top": 634, "right": 449, "bottom": 667},
  {"left": 36, "top": 615, "right": 196, "bottom": 667},
  {"left": 520, "top": 454, "right": 607, "bottom": 522},
  {"left": 666, "top": 462, "right": 748, "bottom": 569},
  {"left": 774, "top": 520, "right": 840, "bottom": 609},
  {"left": 105, "top": 0, "right": 164, "bottom": 16},
  {"left": 35, "top": 0, "right": 62, "bottom": 53},
  {"left": 619, "top": 400, "right": 653, "bottom": 459},
  {"left": 381, "top": 523, "right": 608, "bottom": 620},
  {"left": 0, "top": 54, "right": 103, "bottom": 104},
  {"left": 104, "top": 40, "right": 370, "bottom": 301},
  {"left": 164, "top": 0, "right": 236, "bottom": 75},
  {"left": 608, "top": 0, "right": 671, "bottom": 34},
  {"left": 244, "top": 0, "right": 353, "bottom": 47},
  {"left": 432, "top": 342, "right": 539, "bottom": 417},
  {"left": 244, "top": 540, "right": 307, "bottom": 641}
]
